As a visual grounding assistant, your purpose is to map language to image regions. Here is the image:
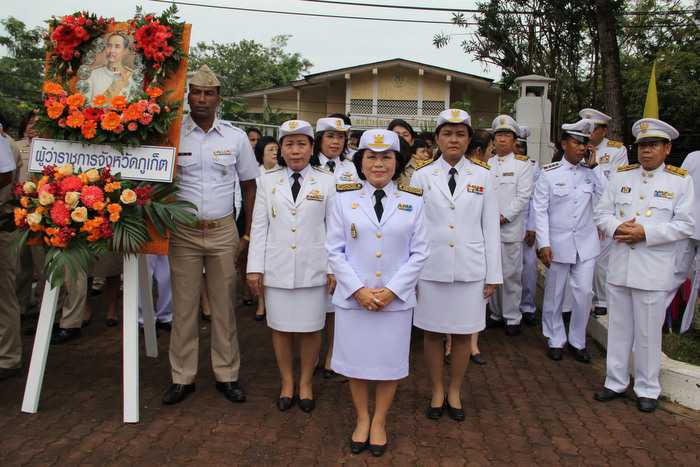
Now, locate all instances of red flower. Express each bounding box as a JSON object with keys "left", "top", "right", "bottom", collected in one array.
[
  {"left": 134, "top": 21, "right": 173, "bottom": 62},
  {"left": 99, "top": 218, "right": 113, "bottom": 239},
  {"left": 42, "top": 165, "right": 56, "bottom": 176},
  {"left": 50, "top": 200, "right": 71, "bottom": 226},
  {"left": 59, "top": 175, "right": 83, "bottom": 195},
  {"left": 14, "top": 183, "right": 25, "bottom": 197},
  {"left": 83, "top": 107, "right": 104, "bottom": 121},
  {"left": 80, "top": 185, "right": 104, "bottom": 209},
  {"left": 51, "top": 20, "right": 90, "bottom": 61},
  {"left": 134, "top": 186, "right": 152, "bottom": 206},
  {"left": 100, "top": 166, "right": 112, "bottom": 183},
  {"left": 58, "top": 226, "right": 76, "bottom": 244}
]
